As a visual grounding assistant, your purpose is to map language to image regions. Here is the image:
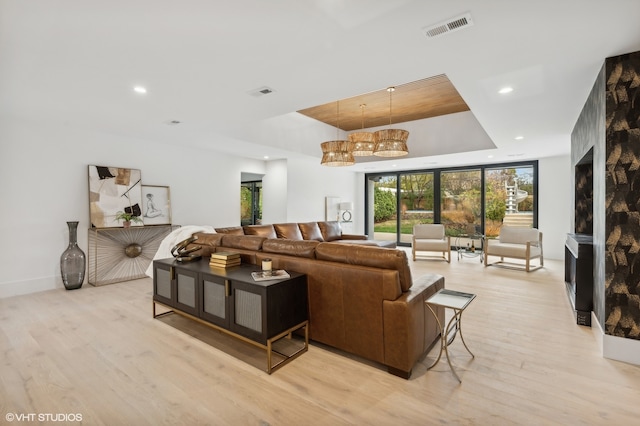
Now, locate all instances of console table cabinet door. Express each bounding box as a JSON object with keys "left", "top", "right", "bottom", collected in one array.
[
  {"left": 231, "top": 281, "right": 266, "bottom": 343},
  {"left": 200, "top": 274, "right": 229, "bottom": 328},
  {"left": 175, "top": 268, "right": 199, "bottom": 316},
  {"left": 153, "top": 263, "right": 173, "bottom": 306}
]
